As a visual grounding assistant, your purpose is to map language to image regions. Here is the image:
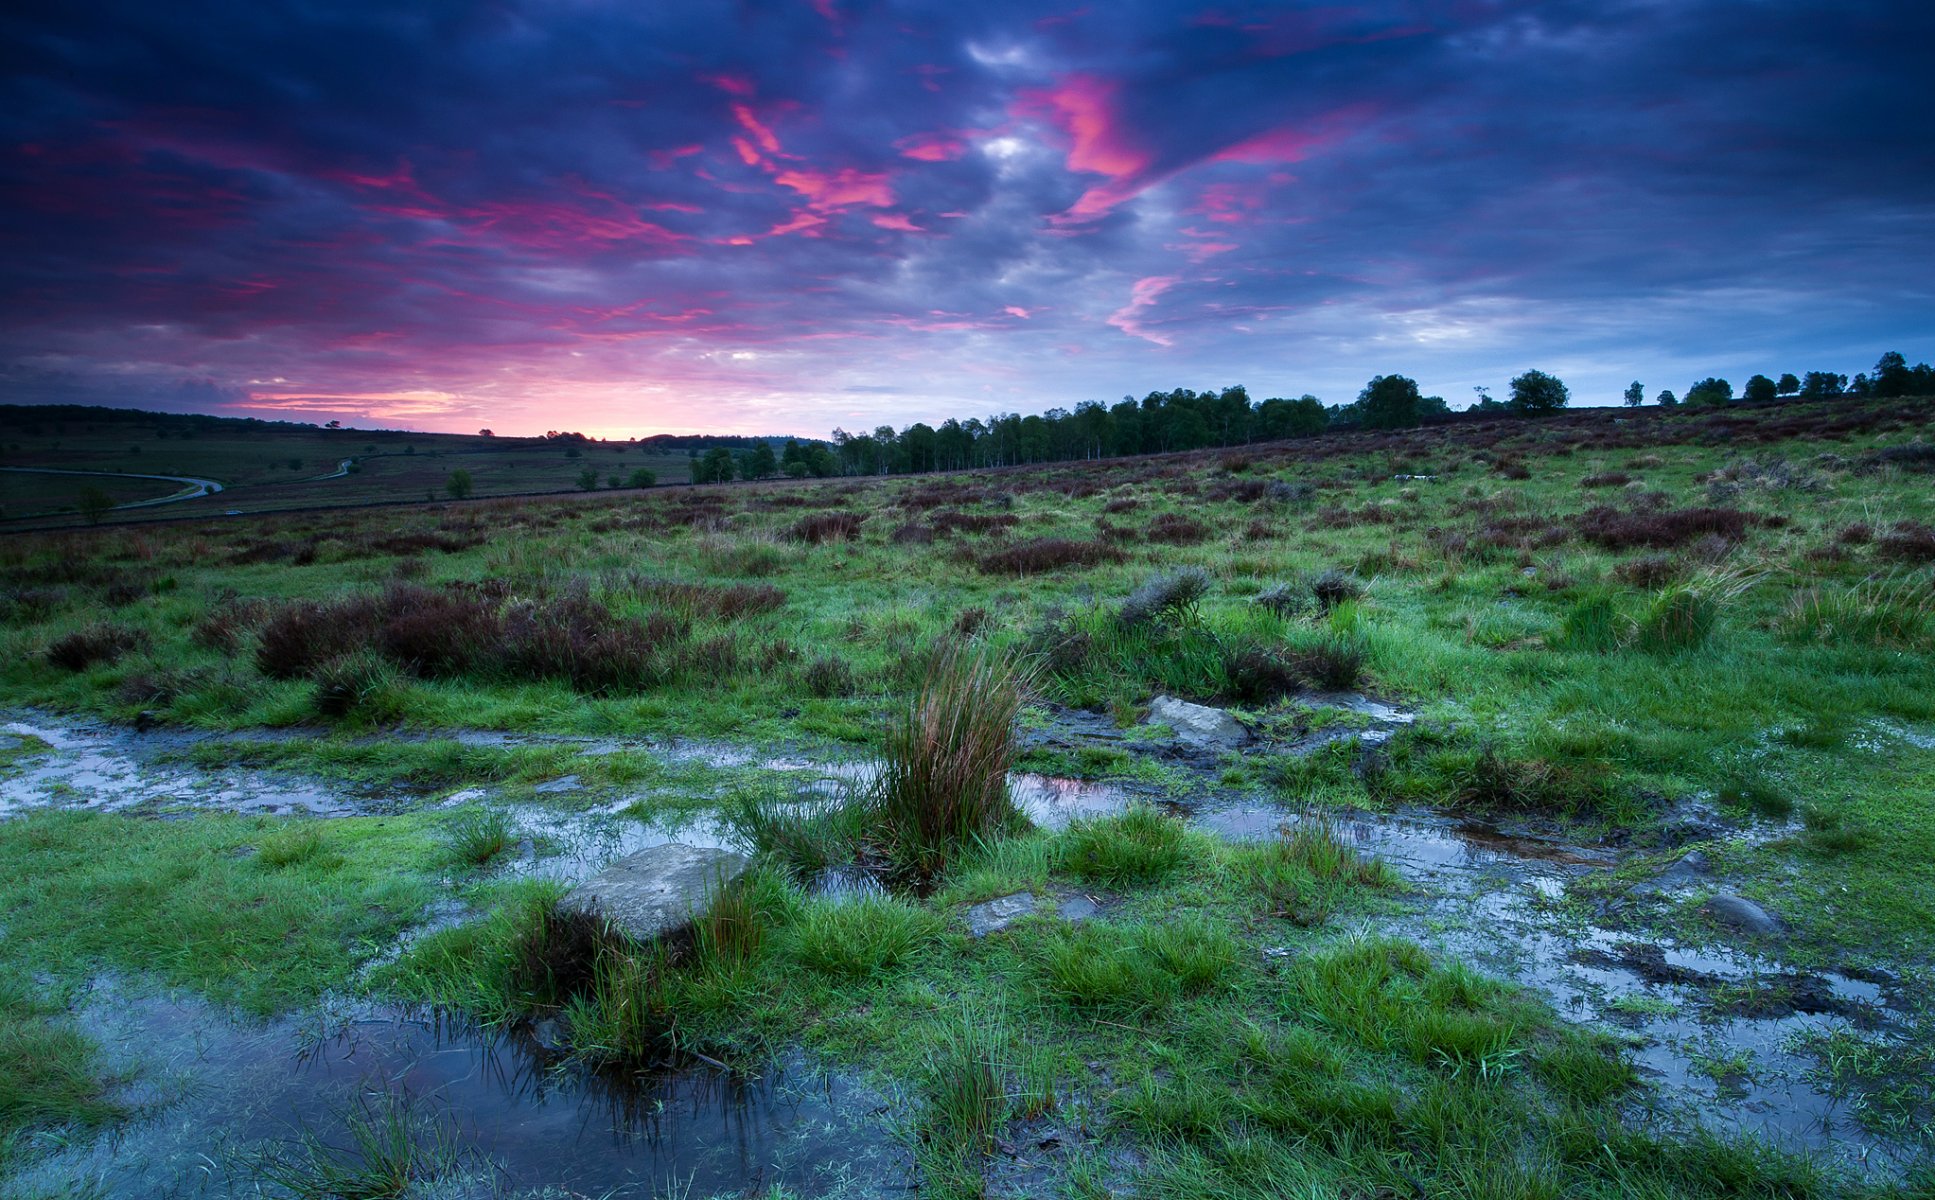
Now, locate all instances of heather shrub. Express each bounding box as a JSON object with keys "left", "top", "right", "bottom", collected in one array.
[
  {"left": 975, "top": 539, "right": 1126, "bottom": 575},
  {"left": 45, "top": 624, "right": 148, "bottom": 672}
]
